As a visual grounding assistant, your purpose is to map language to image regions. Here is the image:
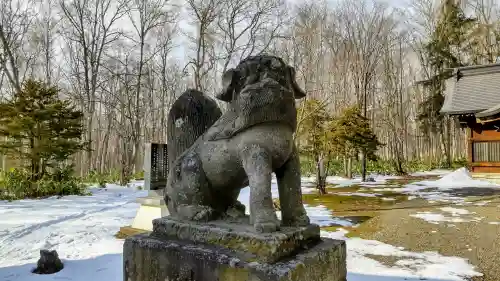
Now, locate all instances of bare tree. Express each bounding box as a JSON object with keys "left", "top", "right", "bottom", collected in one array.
[
  {"left": 379, "top": 32, "right": 411, "bottom": 175},
  {"left": 216, "top": 0, "right": 286, "bottom": 73},
  {"left": 124, "top": 0, "right": 176, "bottom": 175},
  {"left": 0, "top": 0, "right": 36, "bottom": 93},
  {"left": 152, "top": 22, "right": 178, "bottom": 141},
  {"left": 185, "top": 0, "right": 222, "bottom": 92},
  {"left": 59, "top": 0, "right": 130, "bottom": 174},
  {"left": 28, "top": 0, "right": 61, "bottom": 84},
  {"left": 339, "top": 0, "right": 396, "bottom": 181}
]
